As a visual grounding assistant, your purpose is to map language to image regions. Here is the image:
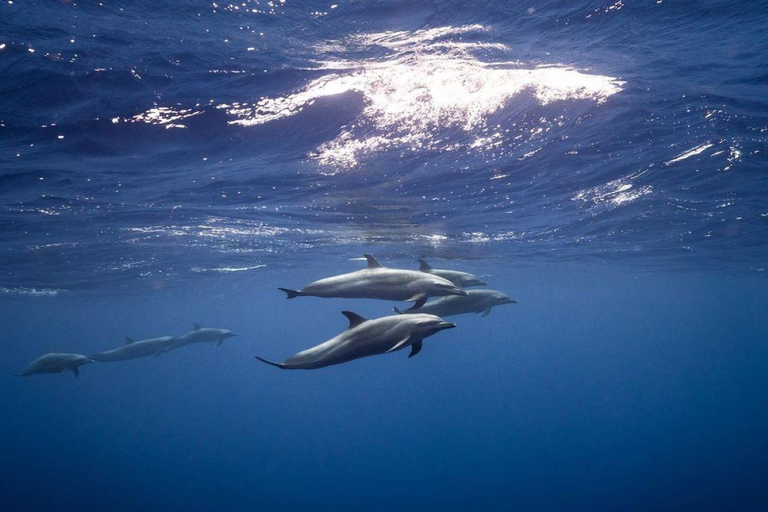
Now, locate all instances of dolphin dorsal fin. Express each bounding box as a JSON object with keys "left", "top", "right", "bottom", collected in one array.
[
  {"left": 363, "top": 254, "right": 382, "bottom": 269},
  {"left": 418, "top": 259, "right": 432, "bottom": 271},
  {"left": 193, "top": 323, "right": 202, "bottom": 331},
  {"left": 125, "top": 337, "right": 136, "bottom": 344},
  {"left": 341, "top": 311, "right": 368, "bottom": 329}
]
